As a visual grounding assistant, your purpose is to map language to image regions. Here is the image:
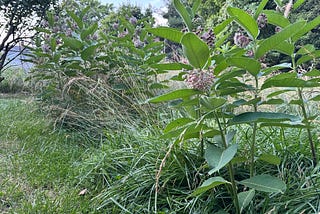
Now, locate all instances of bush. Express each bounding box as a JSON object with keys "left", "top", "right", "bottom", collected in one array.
[{"left": 0, "top": 68, "right": 28, "bottom": 93}]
